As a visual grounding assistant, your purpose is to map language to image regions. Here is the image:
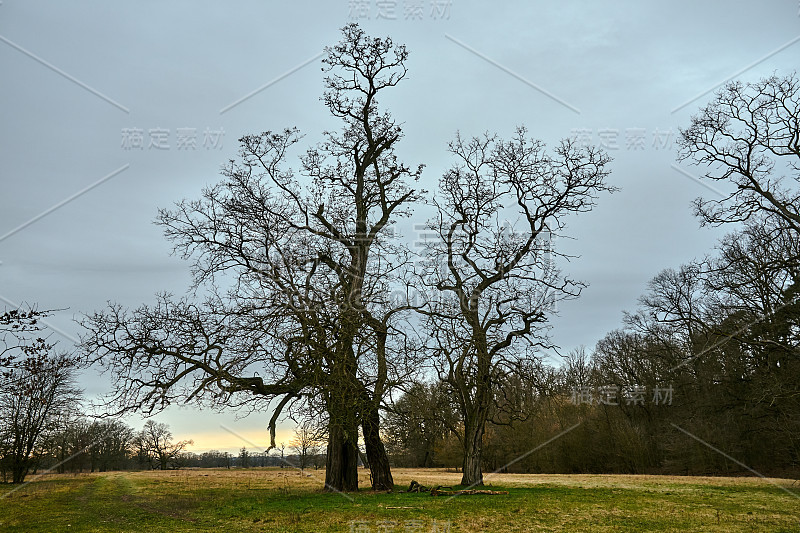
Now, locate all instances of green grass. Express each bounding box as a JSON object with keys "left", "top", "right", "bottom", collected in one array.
[{"left": 1, "top": 468, "right": 798, "bottom": 532}]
